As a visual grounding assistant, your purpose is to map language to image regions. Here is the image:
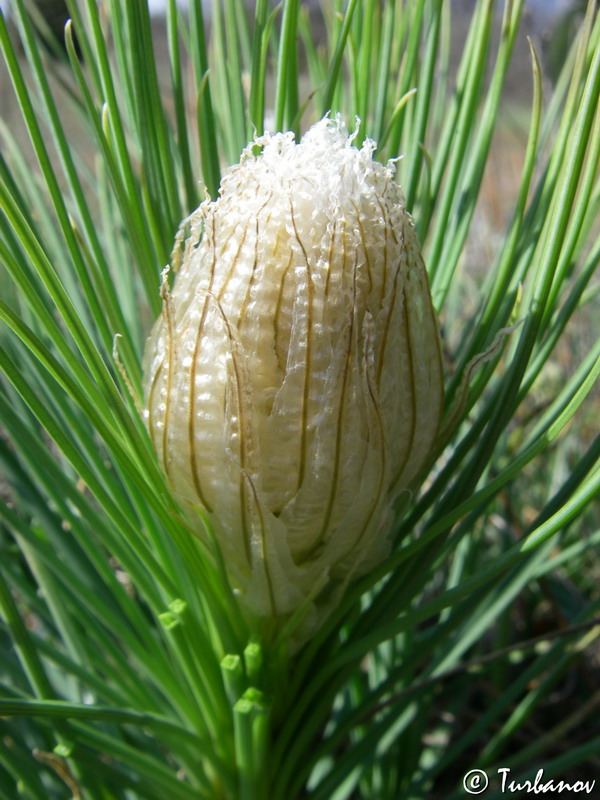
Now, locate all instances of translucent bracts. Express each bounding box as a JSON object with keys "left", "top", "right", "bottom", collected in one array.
[{"left": 143, "top": 117, "right": 444, "bottom": 640}]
